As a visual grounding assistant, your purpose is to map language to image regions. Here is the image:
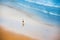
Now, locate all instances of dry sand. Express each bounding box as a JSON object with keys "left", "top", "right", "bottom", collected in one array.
[{"left": 0, "top": 26, "right": 36, "bottom": 40}]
